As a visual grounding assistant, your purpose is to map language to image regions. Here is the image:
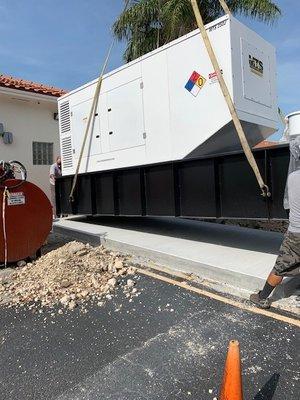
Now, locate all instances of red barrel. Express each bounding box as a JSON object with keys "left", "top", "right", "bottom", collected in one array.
[{"left": 0, "top": 180, "right": 52, "bottom": 263}]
